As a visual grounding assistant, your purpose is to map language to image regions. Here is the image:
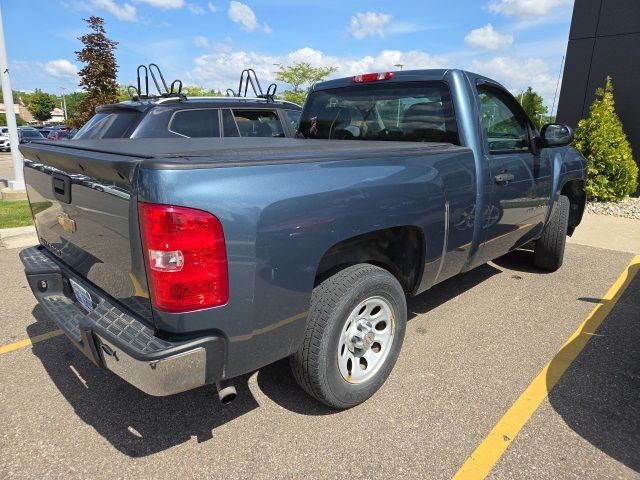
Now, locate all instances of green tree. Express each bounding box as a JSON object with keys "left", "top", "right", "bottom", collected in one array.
[
  {"left": 117, "top": 84, "right": 131, "bottom": 102},
  {"left": 275, "top": 62, "right": 337, "bottom": 105},
  {"left": 182, "top": 85, "right": 221, "bottom": 97},
  {"left": 574, "top": 77, "right": 638, "bottom": 201},
  {"left": 64, "top": 91, "right": 88, "bottom": 122},
  {"left": 70, "top": 16, "right": 119, "bottom": 128},
  {"left": 0, "top": 113, "right": 27, "bottom": 125},
  {"left": 517, "top": 87, "right": 548, "bottom": 129},
  {"left": 27, "top": 90, "right": 57, "bottom": 122}
]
